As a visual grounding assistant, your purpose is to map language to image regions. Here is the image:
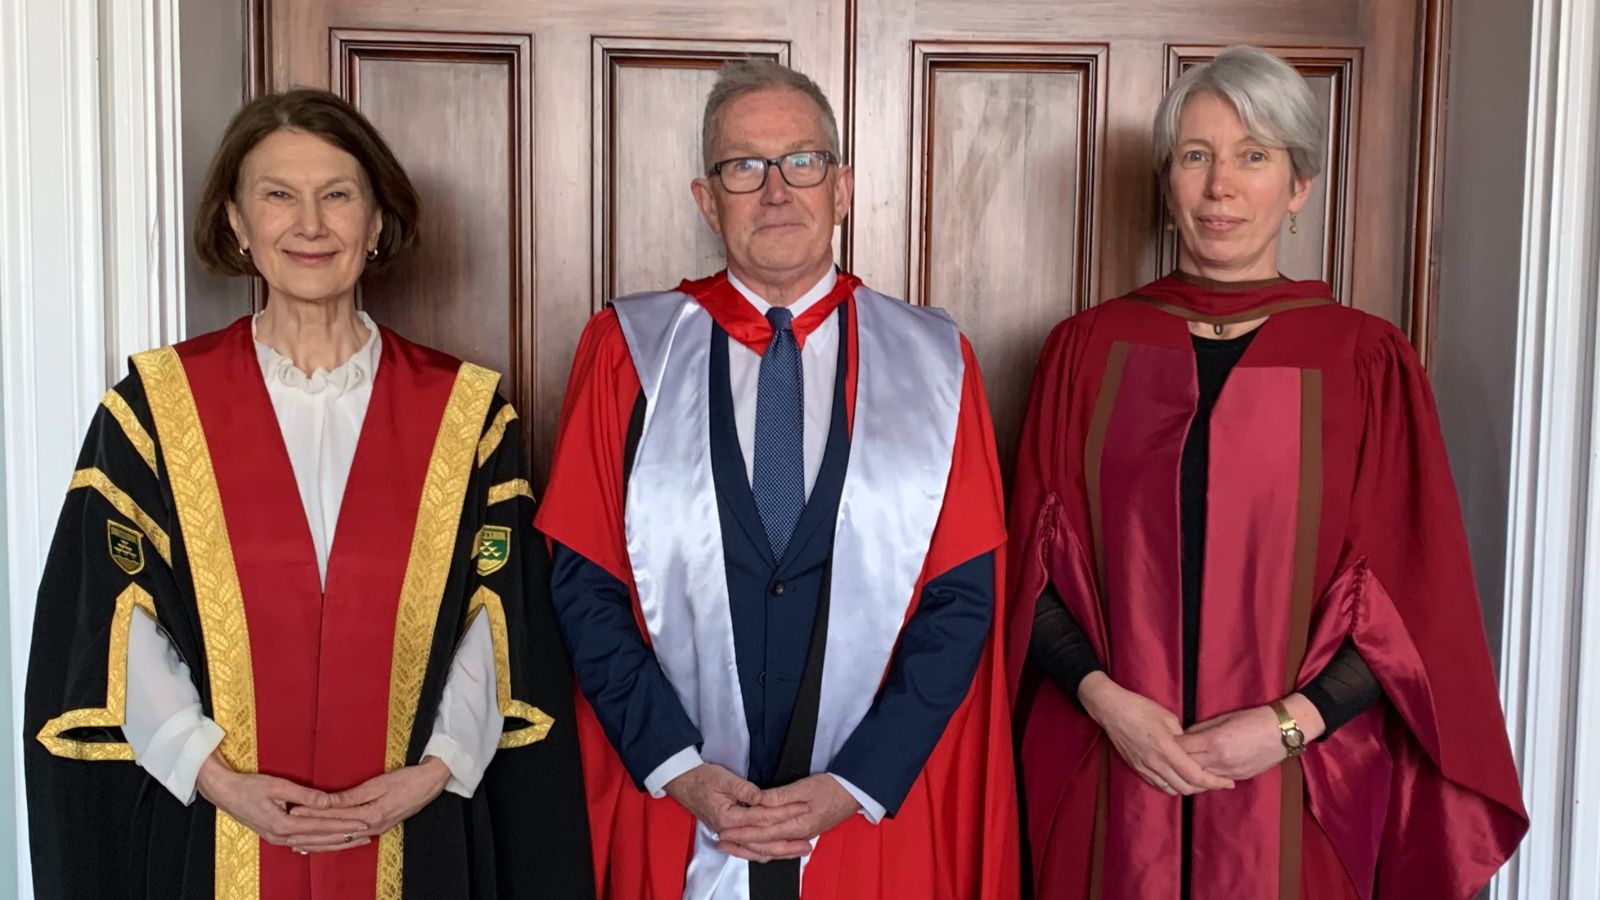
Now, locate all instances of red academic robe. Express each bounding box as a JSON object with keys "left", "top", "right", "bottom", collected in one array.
[
  {"left": 1006, "top": 274, "right": 1528, "bottom": 899},
  {"left": 536, "top": 271, "right": 1021, "bottom": 899}
]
